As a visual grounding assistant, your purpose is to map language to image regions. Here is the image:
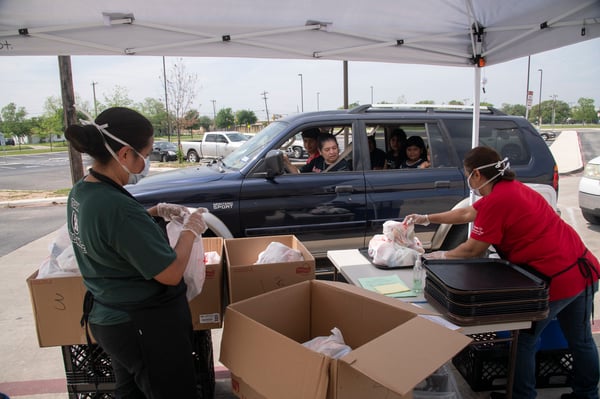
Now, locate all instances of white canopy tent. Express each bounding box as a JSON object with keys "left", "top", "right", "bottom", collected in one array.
[
  {"left": 1, "top": 0, "right": 598, "bottom": 66},
  {"left": 1, "top": 0, "right": 599, "bottom": 174}
]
